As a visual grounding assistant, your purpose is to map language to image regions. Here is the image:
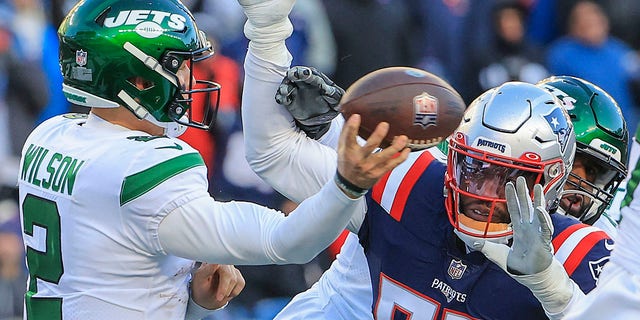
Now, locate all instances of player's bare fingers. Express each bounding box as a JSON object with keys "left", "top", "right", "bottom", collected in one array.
[
  {"left": 214, "top": 265, "right": 238, "bottom": 301},
  {"left": 230, "top": 267, "right": 245, "bottom": 298},
  {"left": 344, "top": 138, "right": 408, "bottom": 189},
  {"left": 190, "top": 263, "right": 228, "bottom": 309},
  {"left": 366, "top": 148, "right": 409, "bottom": 181},
  {"left": 373, "top": 134, "right": 408, "bottom": 159},
  {"left": 377, "top": 144, "right": 410, "bottom": 173},
  {"left": 361, "top": 121, "right": 389, "bottom": 155},
  {"left": 195, "top": 262, "right": 219, "bottom": 280},
  {"left": 338, "top": 114, "right": 361, "bottom": 152},
  {"left": 360, "top": 135, "right": 407, "bottom": 174}
]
